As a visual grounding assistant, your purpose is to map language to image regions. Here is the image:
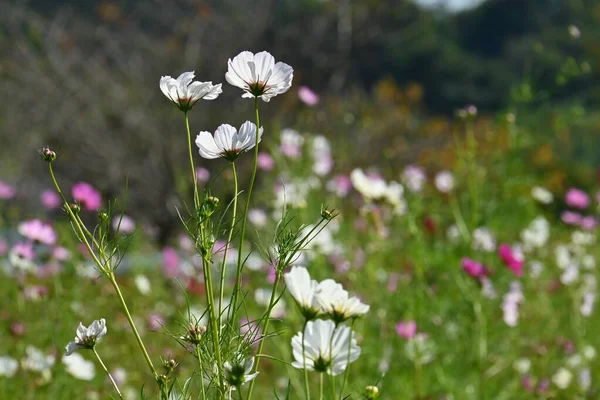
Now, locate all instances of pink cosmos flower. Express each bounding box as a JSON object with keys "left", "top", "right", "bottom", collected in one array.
[
  {"left": 52, "top": 246, "right": 70, "bottom": 261},
  {"left": 112, "top": 215, "right": 136, "bottom": 234},
  {"left": 18, "top": 219, "right": 57, "bottom": 246},
  {"left": 561, "top": 211, "right": 582, "bottom": 226},
  {"left": 257, "top": 152, "right": 275, "bottom": 171},
  {"left": 565, "top": 188, "right": 590, "bottom": 209},
  {"left": 327, "top": 175, "right": 352, "bottom": 197},
  {"left": 12, "top": 242, "right": 35, "bottom": 260},
  {"left": 162, "top": 247, "right": 180, "bottom": 278},
  {"left": 498, "top": 244, "right": 524, "bottom": 277},
  {"left": 0, "top": 181, "right": 16, "bottom": 200},
  {"left": 396, "top": 320, "right": 417, "bottom": 339},
  {"left": 72, "top": 182, "right": 102, "bottom": 211},
  {"left": 267, "top": 268, "right": 276, "bottom": 284},
  {"left": 461, "top": 257, "right": 488, "bottom": 279},
  {"left": 580, "top": 216, "right": 597, "bottom": 231},
  {"left": 298, "top": 86, "right": 320, "bottom": 106},
  {"left": 195, "top": 167, "right": 211, "bottom": 183},
  {"left": 41, "top": 189, "right": 61, "bottom": 210}
]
